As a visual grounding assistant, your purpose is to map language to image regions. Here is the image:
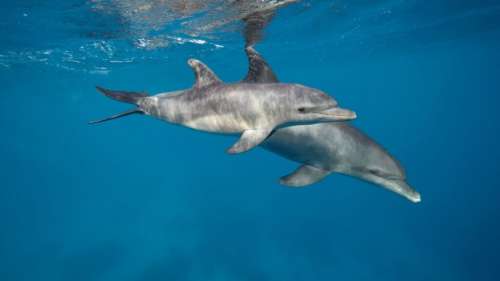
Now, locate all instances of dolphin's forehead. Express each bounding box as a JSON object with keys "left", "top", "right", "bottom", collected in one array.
[{"left": 289, "top": 84, "right": 337, "bottom": 105}]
